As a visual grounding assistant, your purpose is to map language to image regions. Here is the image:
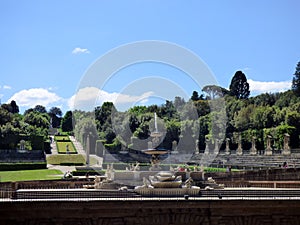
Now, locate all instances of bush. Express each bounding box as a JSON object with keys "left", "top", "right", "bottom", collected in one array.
[
  {"left": 44, "top": 141, "right": 51, "bottom": 154},
  {"left": 72, "top": 170, "right": 105, "bottom": 176},
  {"left": 54, "top": 135, "right": 70, "bottom": 141},
  {"left": 60, "top": 162, "right": 84, "bottom": 166},
  {"left": 0, "top": 162, "right": 47, "bottom": 171}
]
